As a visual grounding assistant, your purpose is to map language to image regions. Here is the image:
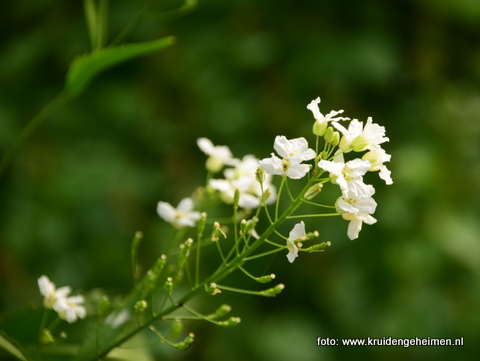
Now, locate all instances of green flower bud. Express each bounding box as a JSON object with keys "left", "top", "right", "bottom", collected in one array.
[
  {"left": 177, "top": 239, "right": 194, "bottom": 272},
  {"left": 135, "top": 300, "right": 148, "bottom": 314},
  {"left": 313, "top": 120, "right": 328, "bottom": 136},
  {"left": 164, "top": 277, "right": 173, "bottom": 295},
  {"left": 175, "top": 333, "right": 195, "bottom": 350},
  {"left": 324, "top": 127, "right": 334, "bottom": 143},
  {"left": 302, "top": 241, "right": 331, "bottom": 252},
  {"left": 152, "top": 254, "right": 167, "bottom": 276},
  {"left": 208, "top": 304, "right": 232, "bottom": 320},
  {"left": 233, "top": 188, "right": 241, "bottom": 209},
  {"left": 41, "top": 328, "right": 55, "bottom": 345},
  {"left": 304, "top": 183, "right": 323, "bottom": 200},
  {"left": 255, "top": 274, "right": 276, "bottom": 283},
  {"left": 206, "top": 283, "right": 221, "bottom": 295},
  {"left": 168, "top": 319, "right": 184, "bottom": 339},
  {"left": 217, "top": 316, "right": 241, "bottom": 327},
  {"left": 206, "top": 157, "right": 223, "bottom": 173},
  {"left": 331, "top": 131, "right": 340, "bottom": 147},
  {"left": 260, "top": 283, "right": 285, "bottom": 297},
  {"left": 255, "top": 167, "right": 265, "bottom": 183}
]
